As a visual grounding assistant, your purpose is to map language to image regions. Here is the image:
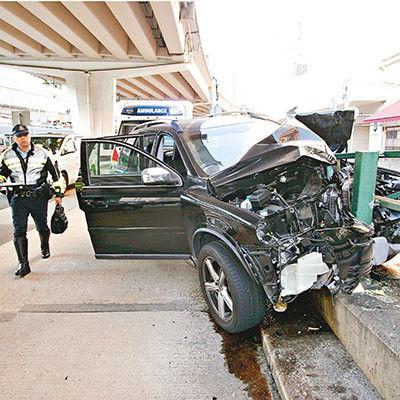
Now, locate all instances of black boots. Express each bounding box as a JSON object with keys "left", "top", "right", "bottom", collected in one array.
[
  {"left": 14, "top": 237, "right": 30, "bottom": 277},
  {"left": 13, "top": 233, "right": 50, "bottom": 277},
  {"left": 39, "top": 232, "right": 50, "bottom": 259}
]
